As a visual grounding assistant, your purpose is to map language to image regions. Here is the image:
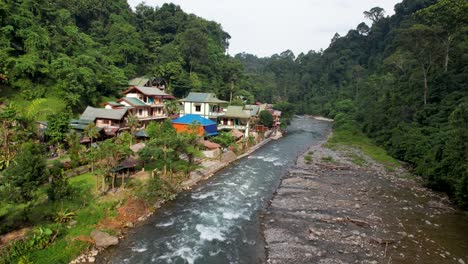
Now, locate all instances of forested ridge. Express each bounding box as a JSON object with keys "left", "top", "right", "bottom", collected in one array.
[
  {"left": 0, "top": 0, "right": 467, "bottom": 207},
  {"left": 0, "top": 0, "right": 245, "bottom": 109},
  {"left": 238, "top": 0, "right": 468, "bottom": 207}
]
